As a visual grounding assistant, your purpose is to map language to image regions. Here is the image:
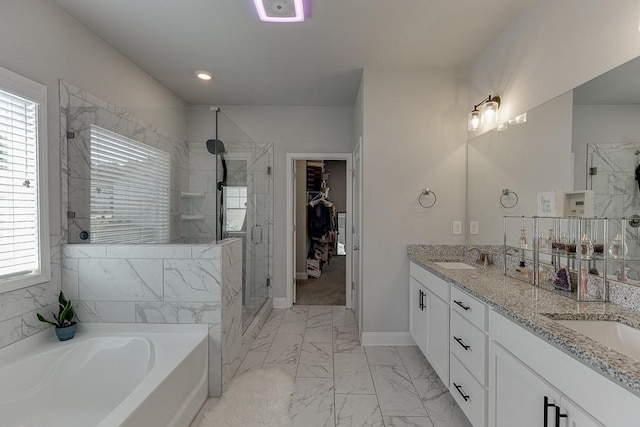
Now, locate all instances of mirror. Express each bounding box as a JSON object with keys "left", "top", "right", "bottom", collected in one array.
[{"left": 467, "top": 55, "right": 640, "bottom": 246}]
